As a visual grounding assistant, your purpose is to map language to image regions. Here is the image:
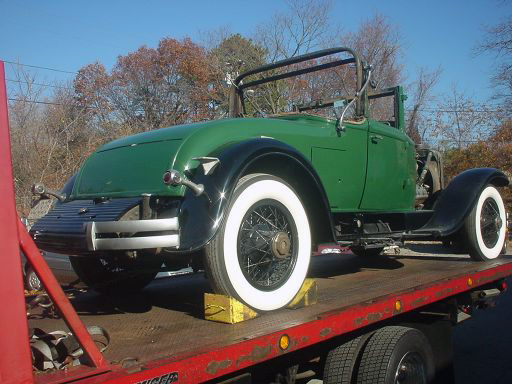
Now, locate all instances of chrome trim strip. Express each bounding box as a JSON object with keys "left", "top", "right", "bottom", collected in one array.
[
  {"left": 93, "top": 235, "right": 179, "bottom": 251},
  {"left": 86, "top": 218, "right": 179, "bottom": 251},
  {"left": 93, "top": 218, "right": 178, "bottom": 233}
]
